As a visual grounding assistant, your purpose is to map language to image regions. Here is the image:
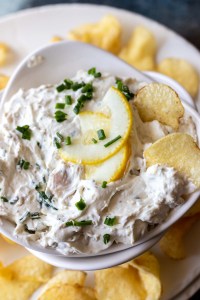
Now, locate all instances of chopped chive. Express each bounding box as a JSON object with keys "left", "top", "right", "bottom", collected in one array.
[
  {"left": 0, "top": 196, "right": 8, "bottom": 202},
  {"left": 65, "top": 220, "right": 93, "bottom": 227},
  {"left": 56, "top": 83, "right": 66, "bottom": 92},
  {"left": 17, "top": 159, "right": 30, "bottom": 170},
  {"left": 88, "top": 67, "right": 101, "bottom": 78},
  {"left": 64, "top": 79, "right": 73, "bottom": 89},
  {"left": 19, "top": 211, "right": 30, "bottom": 223},
  {"left": 30, "top": 212, "right": 40, "bottom": 219},
  {"left": 103, "top": 234, "right": 110, "bottom": 244},
  {"left": 56, "top": 132, "right": 64, "bottom": 142},
  {"left": 65, "top": 136, "right": 71, "bottom": 145},
  {"left": 54, "top": 110, "right": 67, "bottom": 122},
  {"left": 37, "top": 141, "right": 41, "bottom": 149},
  {"left": 116, "top": 79, "right": 134, "bottom": 101},
  {"left": 104, "top": 216, "right": 116, "bottom": 226},
  {"left": 104, "top": 135, "right": 121, "bottom": 147},
  {"left": 72, "top": 81, "right": 85, "bottom": 91},
  {"left": 9, "top": 197, "right": 19, "bottom": 205},
  {"left": 101, "top": 181, "right": 107, "bottom": 188},
  {"left": 54, "top": 137, "right": 61, "bottom": 149},
  {"left": 24, "top": 224, "right": 35, "bottom": 234},
  {"left": 73, "top": 104, "right": 80, "bottom": 114},
  {"left": 82, "top": 83, "right": 93, "bottom": 93},
  {"left": 43, "top": 176, "right": 46, "bottom": 183},
  {"left": 16, "top": 125, "right": 32, "bottom": 140},
  {"left": 65, "top": 95, "right": 73, "bottom": 105},
  {"left": 97, "top": 129, "right": 106, "bottom": 140},
  {"left": 75, "top": 198, "right": 86, "bottom": 211},
  {"left": 37, "top": 191, "right": 58, "bottom": 210},
  {"left": 55, "top": 103, "right": 65, "bottom": 109},
  {"left": 92, "top": 138, "right": 98, "bottom": 144},
  {"left": 85, "top": 92, "right": 93, "bottom": 100}
]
